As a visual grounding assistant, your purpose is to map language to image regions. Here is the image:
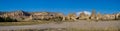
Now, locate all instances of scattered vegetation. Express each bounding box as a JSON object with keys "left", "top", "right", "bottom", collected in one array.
[
  {"left": 0, "top": 17, "right": 64, "bottom": 26},
  {"left": 0, "top": 21, "right": 50, "bottom": 26},
  {"left": 0, "top": 17, "right": 17, "bottom": 22}
]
